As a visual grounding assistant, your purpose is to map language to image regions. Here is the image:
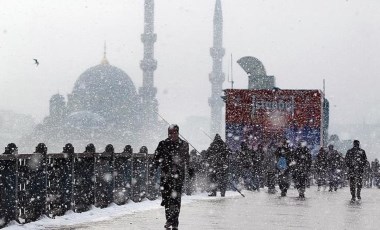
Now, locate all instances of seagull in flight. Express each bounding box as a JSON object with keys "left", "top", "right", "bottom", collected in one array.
[{"left": 33, "top": 59, "right": 39, "bottom": 66}]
